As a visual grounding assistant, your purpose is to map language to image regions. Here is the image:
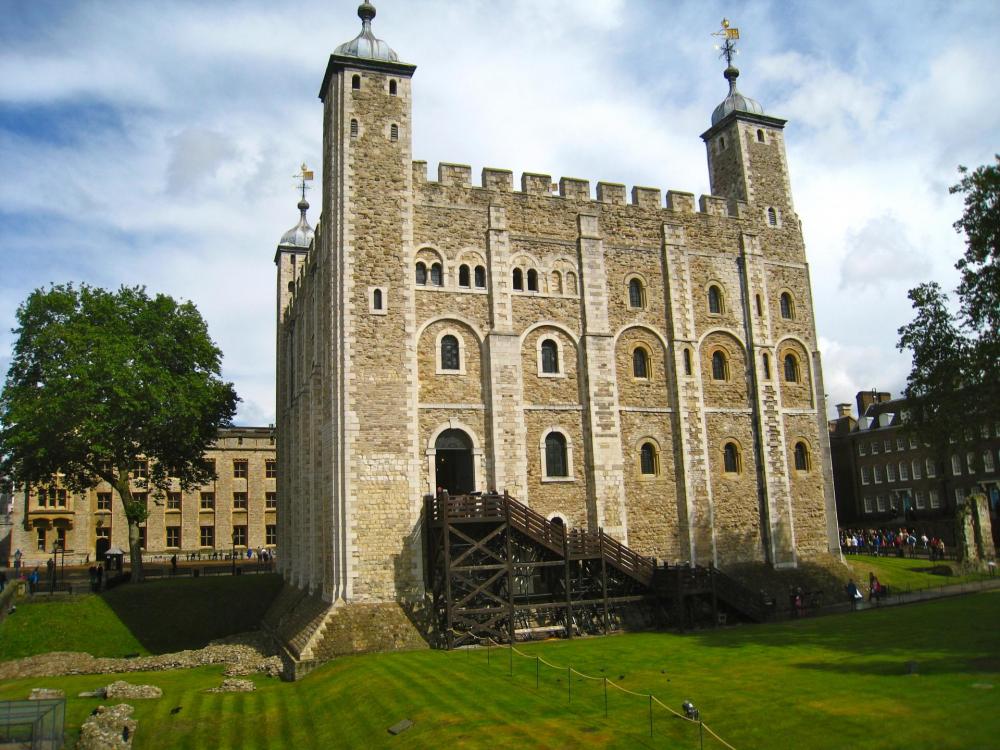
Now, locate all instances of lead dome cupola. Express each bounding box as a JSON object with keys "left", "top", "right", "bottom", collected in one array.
[
  {"left": 334, "top": 2, "right": 399, "bottom": 62},
  {"left": 710, "top": 65, "right": 764, "bottom": 125},
  {"left": 279, "top": 199, "right": 314, "bottom": 248}
]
